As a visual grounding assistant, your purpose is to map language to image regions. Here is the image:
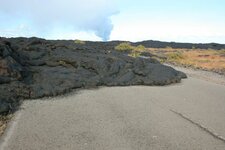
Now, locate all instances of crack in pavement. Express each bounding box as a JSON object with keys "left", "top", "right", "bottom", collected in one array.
[
  {"left": 148, "top": 96, "right": 225, "bottom": 144},
  {"left": 170, "top": 109, "right": 225, "bottom": 143}
]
